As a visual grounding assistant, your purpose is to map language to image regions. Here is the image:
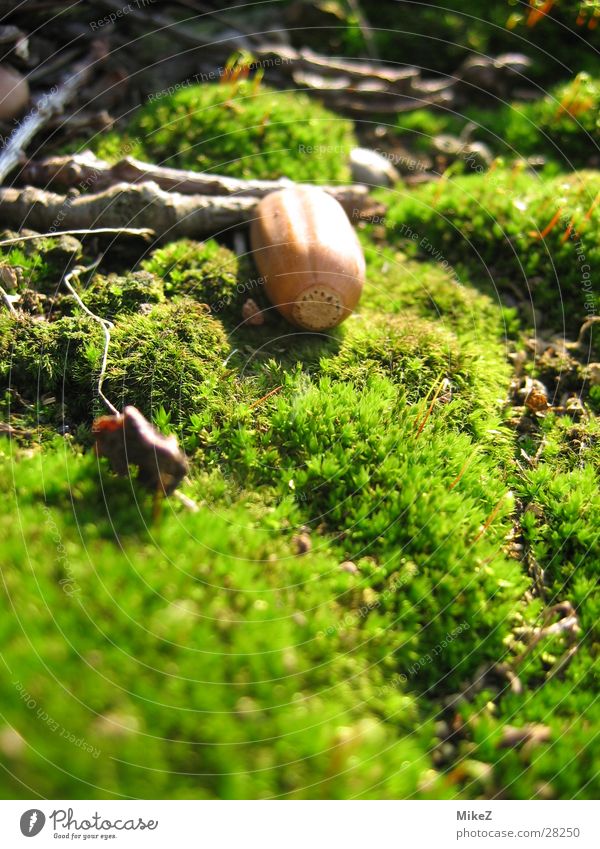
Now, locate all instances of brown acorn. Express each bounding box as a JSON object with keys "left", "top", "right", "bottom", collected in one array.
[{"left": 250, "top": 186, "right": 365, "bottom": 331}]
